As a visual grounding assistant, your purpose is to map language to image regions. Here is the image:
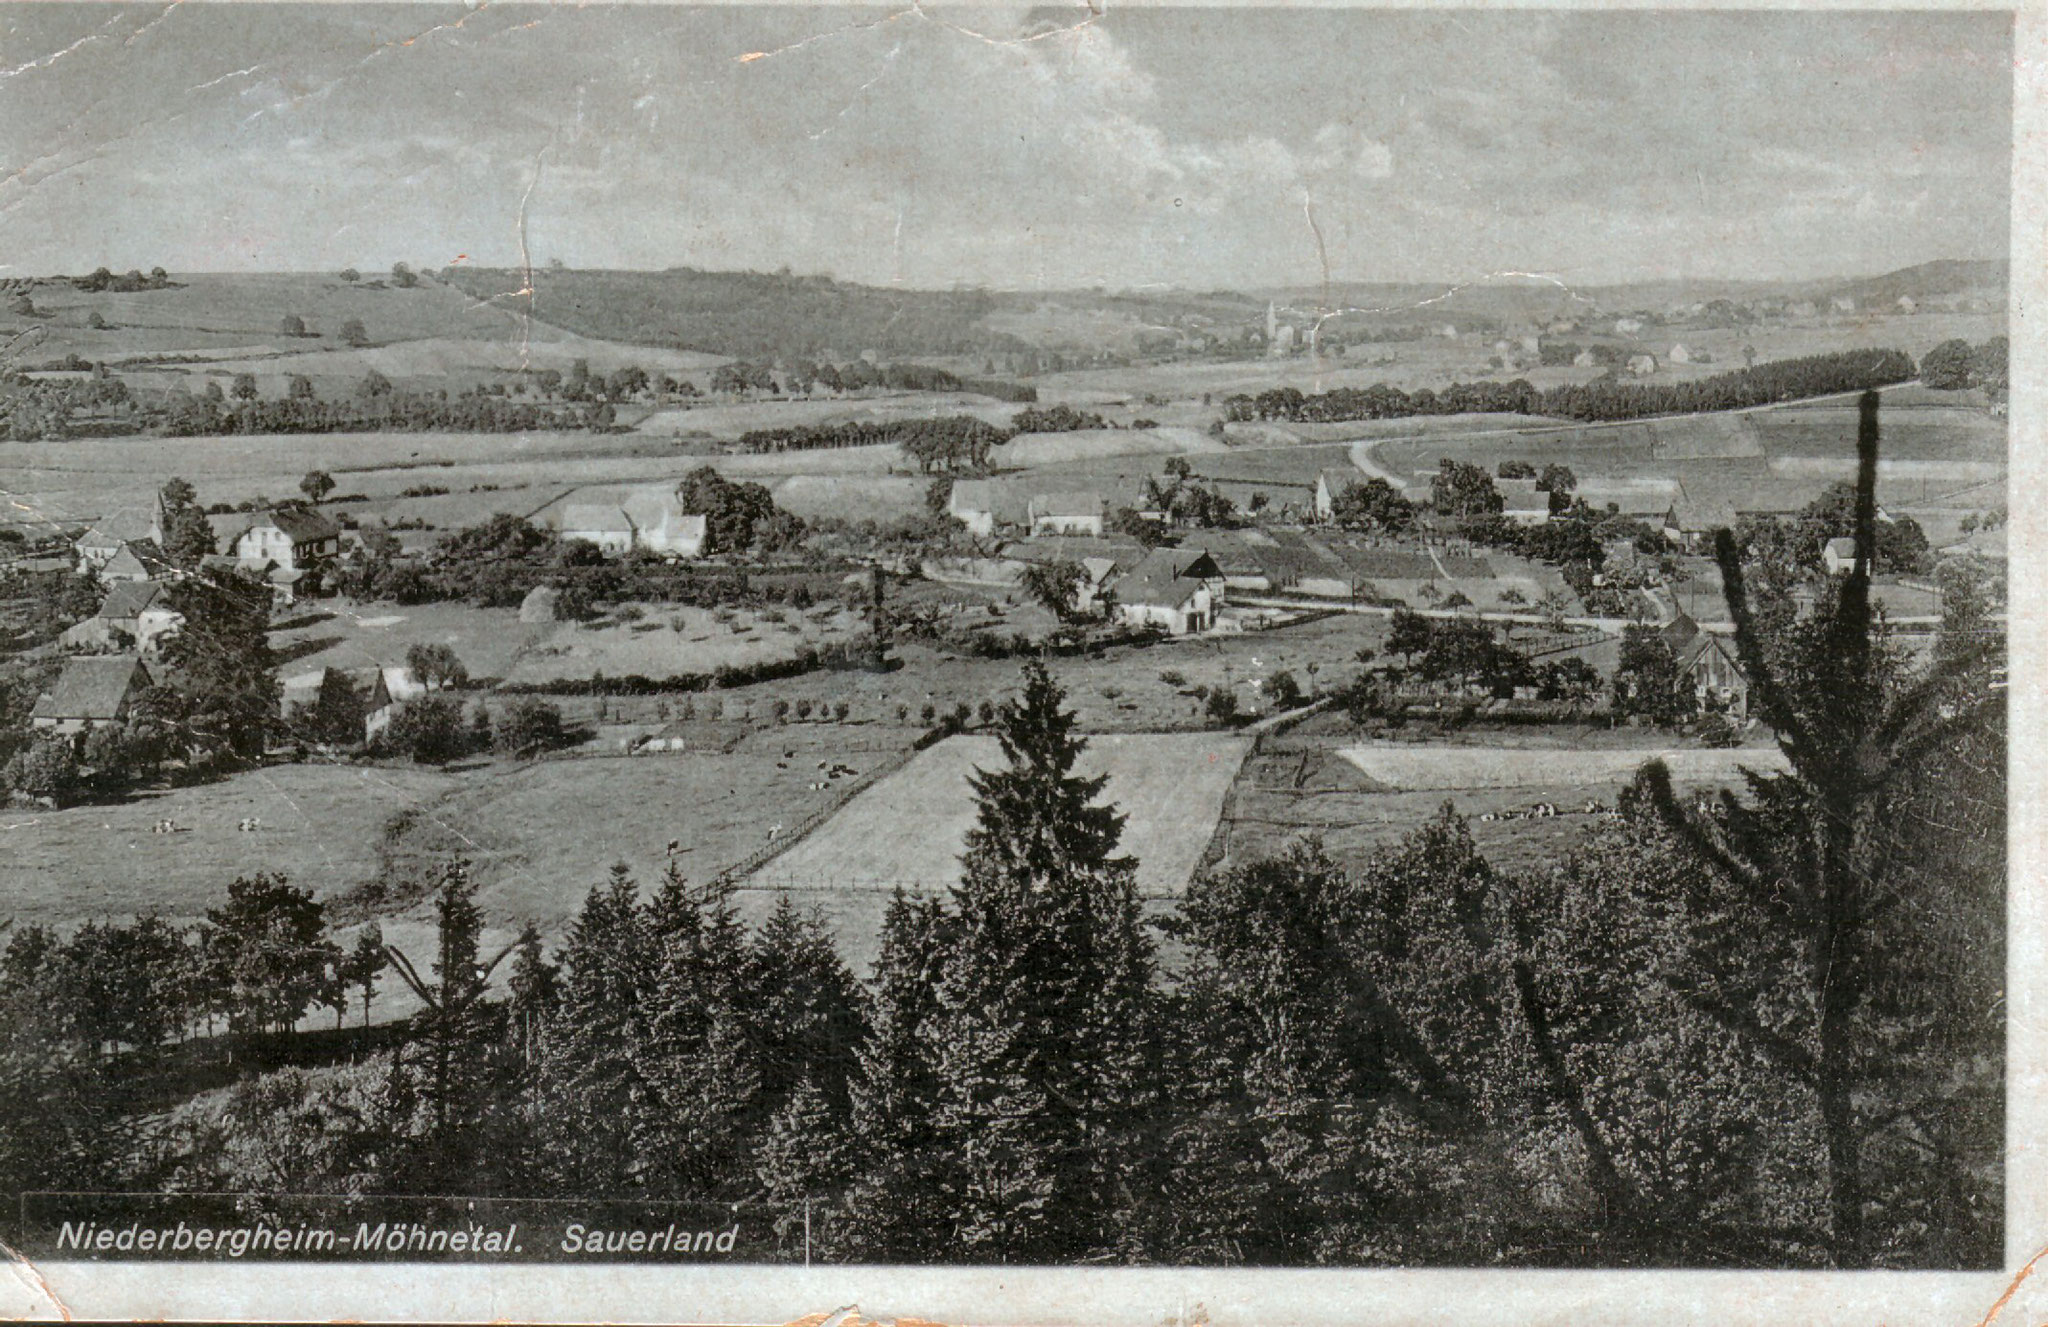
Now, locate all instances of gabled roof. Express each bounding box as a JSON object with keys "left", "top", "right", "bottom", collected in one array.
[
  {"left": 1117, "top": 546, "right": 1222, "bottom": 608},
  {"left": 1498, "top": 479, "right": 1553, "bottom": 514},
  {"left": 1824, "top": 536, "right": 1858, "bottom": 559},
  {"left": 264, "top": 506, "right": 342, "bottom": 543},
  {"left": 32, "top": 656, "right": 148, "bottom": 721},
  {"left": 98, "top": 580, "right": 171, "bottom": 620},
  {"left": 101, "top": 539, "right": 176, "bottom": 578},
  {"left": 1317, "top": 468, "right": 1362, "bottom": 495},
  {"left": 948, "top": 480, "right": 1001, "bottom": 512},
  {"left": 75, "top": 510, "right": 157, "bottom": 549},
  {"left": 1028, "top": 491, "right": 1105, "bottom": 520}
]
